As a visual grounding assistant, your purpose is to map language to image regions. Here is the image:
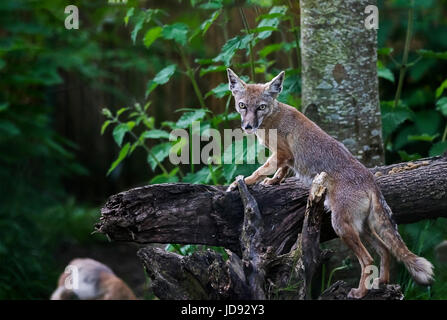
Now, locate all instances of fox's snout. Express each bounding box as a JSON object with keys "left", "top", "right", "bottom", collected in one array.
[{"left": 242, "top": 122, "right": 256, "bottom": 134}]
